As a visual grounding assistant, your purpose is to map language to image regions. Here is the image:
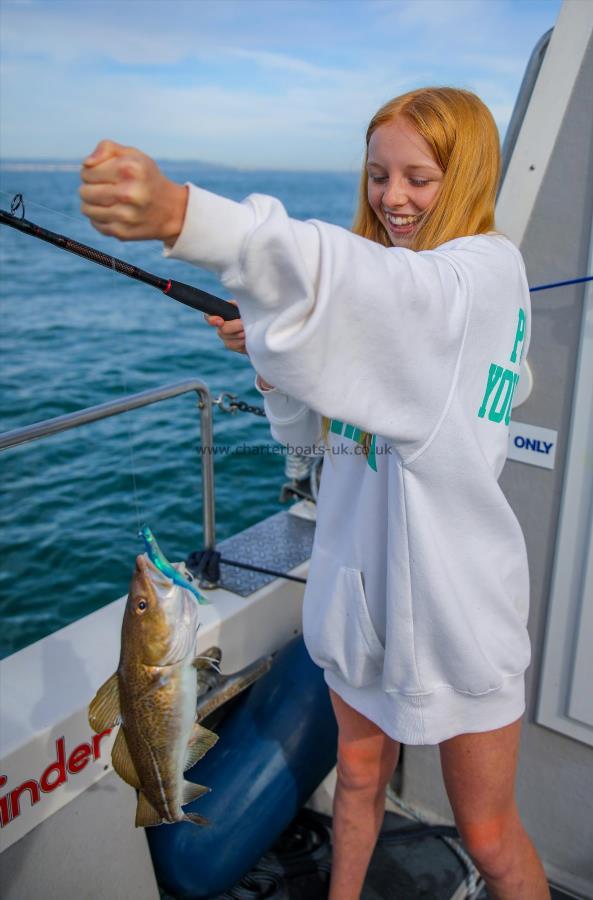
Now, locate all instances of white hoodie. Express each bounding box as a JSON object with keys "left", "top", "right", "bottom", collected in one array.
[{"left": 165, "top": 184, "right": 532, "bottom": 745}]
